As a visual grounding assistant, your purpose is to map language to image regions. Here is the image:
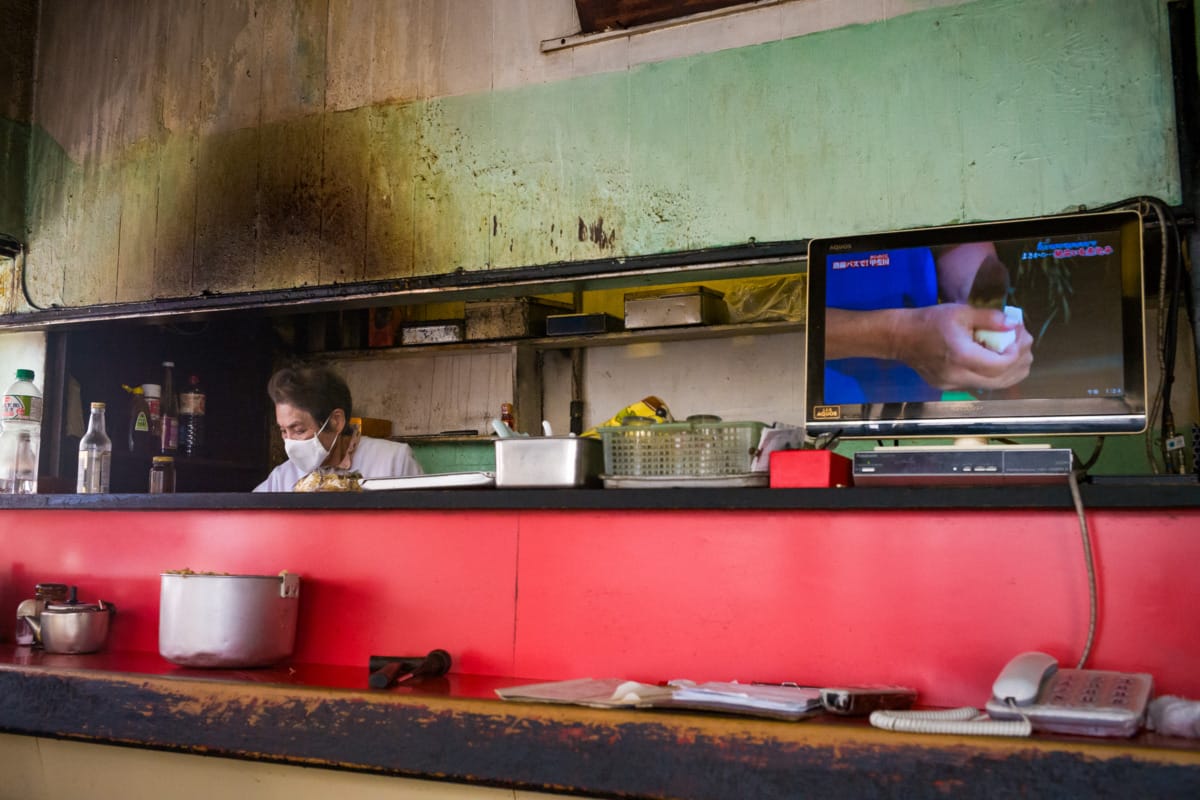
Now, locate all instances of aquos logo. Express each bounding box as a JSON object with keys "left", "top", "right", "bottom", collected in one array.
[{"left": 812, "top": 405, "right": 842, "bottom": 420}]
